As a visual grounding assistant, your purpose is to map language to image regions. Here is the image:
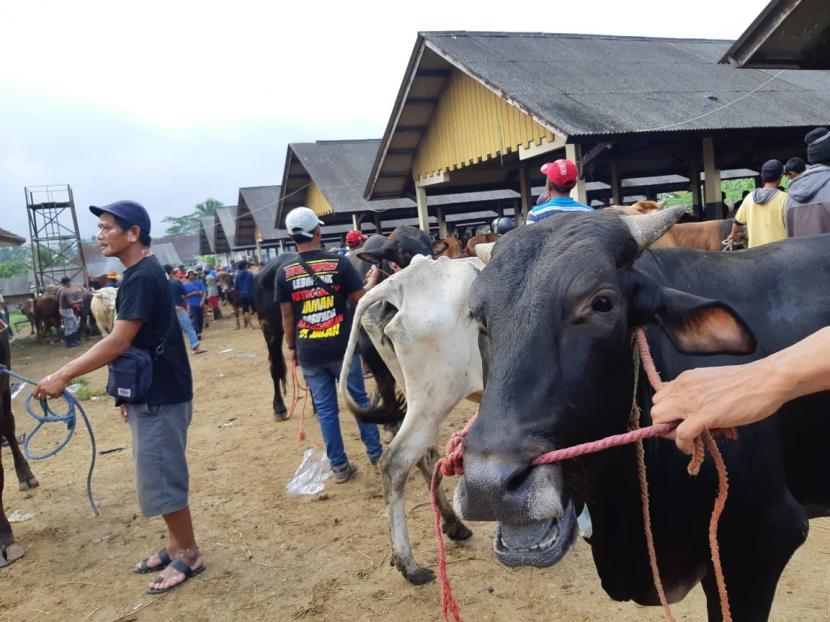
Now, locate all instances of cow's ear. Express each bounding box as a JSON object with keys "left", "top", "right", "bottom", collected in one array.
[
  {"left": 432, "top": 240, "right": 449, "bottom": 256},
  {"left": 628, "top": 271, "right": 755, "bottom": 355},
  {"left": 655, "top": 288, "right": 755, "bottom": 355}
]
